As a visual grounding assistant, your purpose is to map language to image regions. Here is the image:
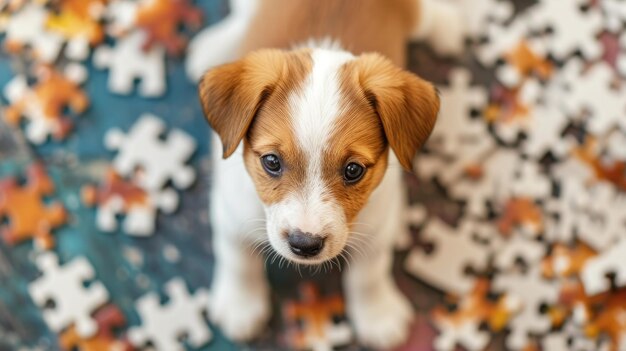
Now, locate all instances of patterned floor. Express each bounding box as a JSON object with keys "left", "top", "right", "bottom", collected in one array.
[{"left": 2, "top": 0, "right": 626, "bottom": 350}]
